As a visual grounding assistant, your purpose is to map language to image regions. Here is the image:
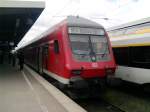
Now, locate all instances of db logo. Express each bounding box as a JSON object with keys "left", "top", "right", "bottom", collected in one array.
[{"left": 92, "top": 63, "right": 98, "bottom": 68}]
